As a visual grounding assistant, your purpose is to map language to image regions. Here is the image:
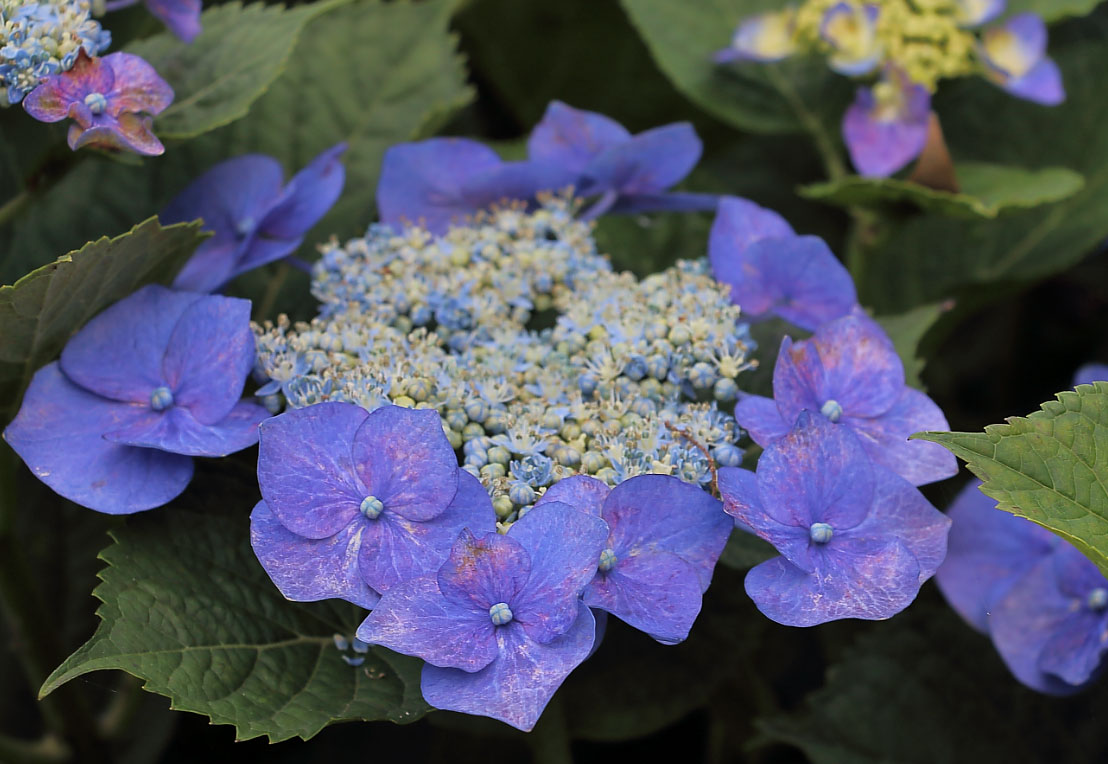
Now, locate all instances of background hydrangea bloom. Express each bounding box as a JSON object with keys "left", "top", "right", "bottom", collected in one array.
[
  {"left": 734, "top": 311, "right": 956, "bottom": 486},
  {"left": 253, "top": 401, "right": 497, "bottom": 602},
  {"left": 536, "top": 473, "right": 732, "bottom": 644},
  {"left": 842, "top": 66, "right": 930, "bottom": 177},
  {"left": 708, "top": 196, "right": 857, "bottom": 331},
  {"left": 527, "top": 101, "right": 716, "bottom": 217},
  {"left": 712, "top": 9, "right": 796, "bottom": 62},
  {"left": 358, "top": 501, "right": 609, "bottom": 731},
  {"left": 954, "top": 0, "right": 1005, "bottom": 27},
  {"left": 936, "top": 480, "right": 1108, "bottom": 693},
  {"left": 162, "top": 144, "right": 347, "bottom": 292},
  {"left": 23, "top": 50, "right": 173, "bottom": 155},
  {"left": 979, "top": 13, "right": 1064, "bottom": 105},
  {"left": 821, "top": 2, "right": 882, "bottom": 76},
  {"left": 720, "top": 413, "right": 950, "bottom": 626},
  {"left": 3, "top": 285, "right": 266, "bottom": 514}
]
